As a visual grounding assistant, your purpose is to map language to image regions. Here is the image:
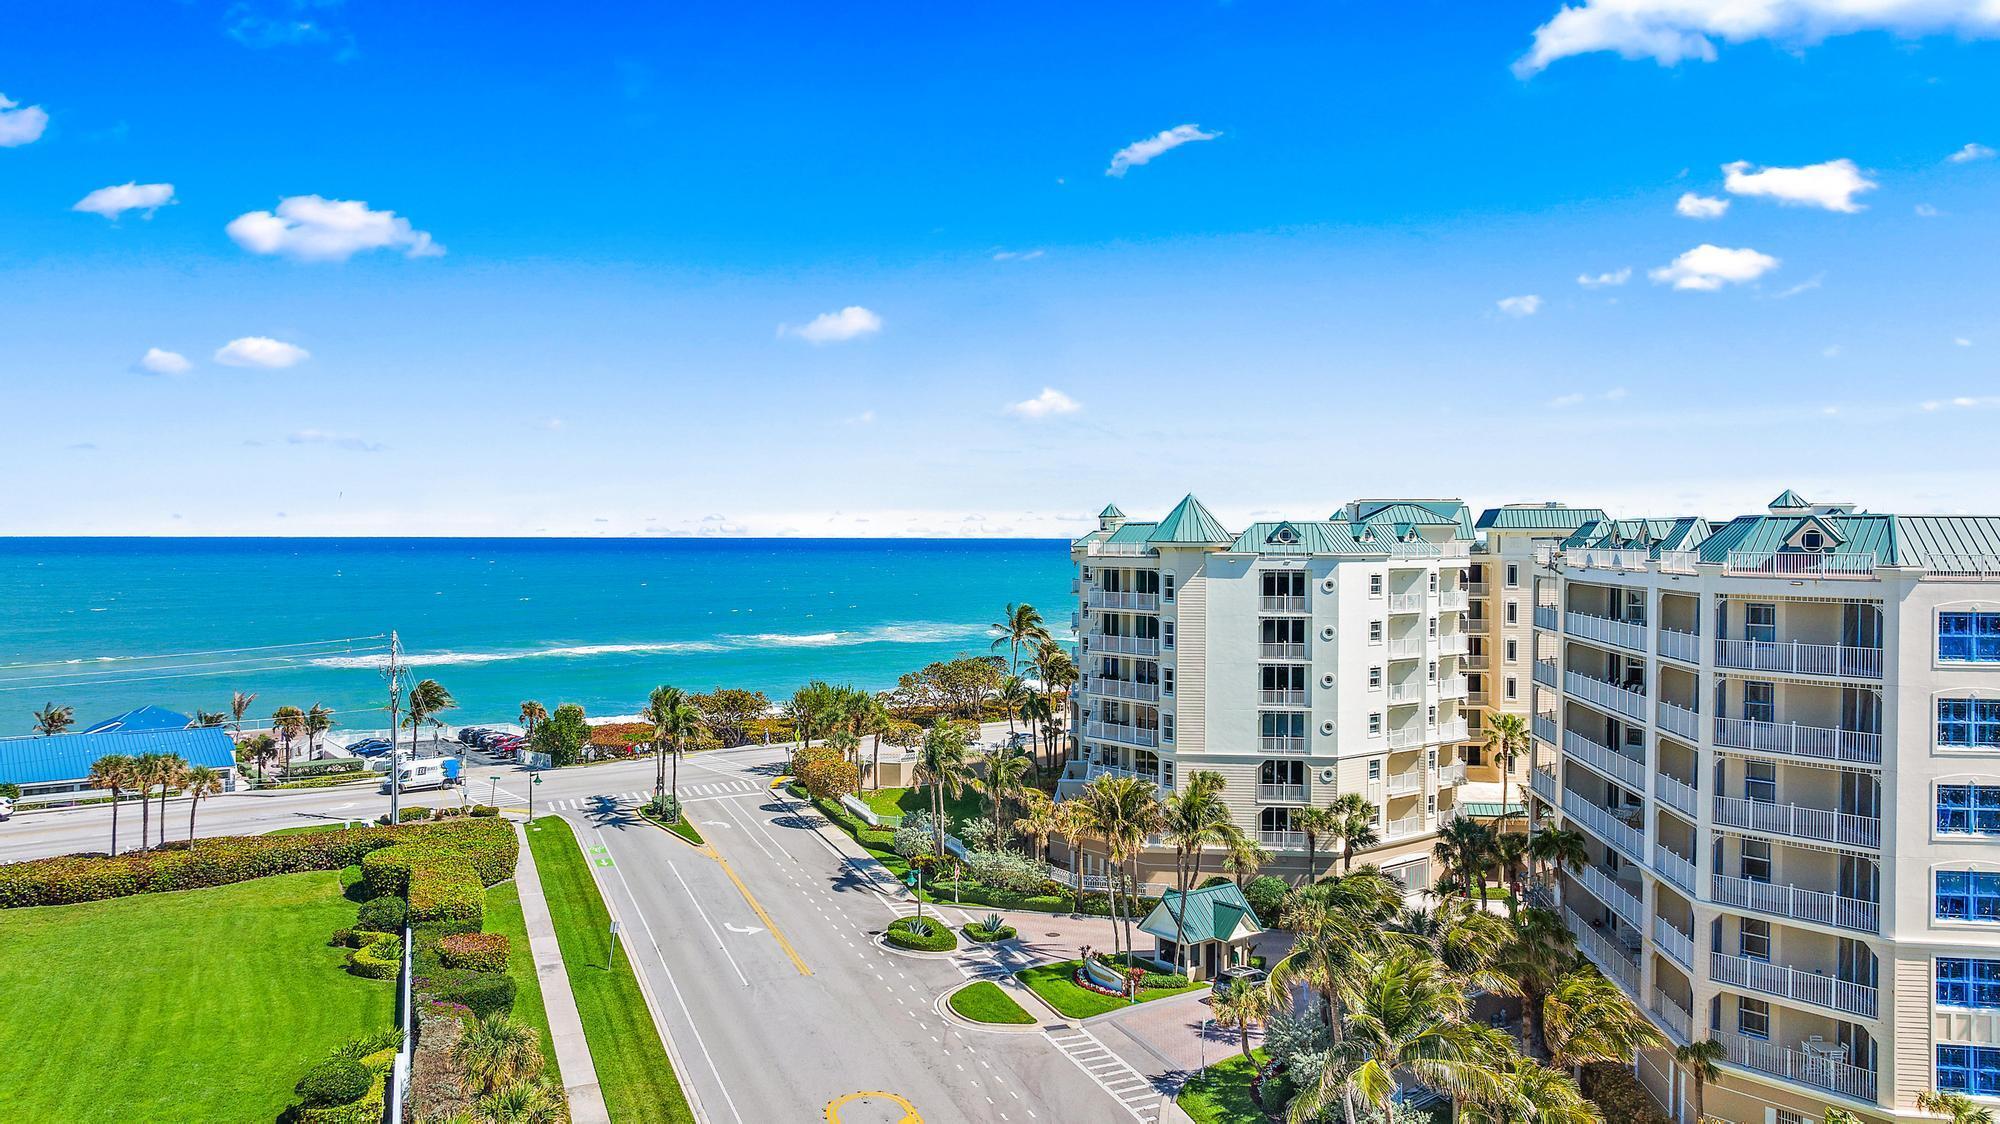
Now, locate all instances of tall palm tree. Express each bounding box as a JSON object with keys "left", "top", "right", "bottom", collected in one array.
[
  {"left": 976, "top": 744, "right": 1035, "bottom": 844},
  {"left": 1393, "top": 897, "right": 1517, "bottom": 998},
  {"left": 229, "top": 690, "right": 258, "bottom": 739},
  {"left": 915, "top": 721, "right": 975, "bottom": 859},
  {"left": 131, "top": 752, "right": 162, "bottom": 849},
  {"left": 1499, "top": 907, "right": 1577, "bottom": 1056},
  {"left": 32, "top": 702, "right": 74, "bottom": 736},
  {"left": 1483, "top": 712, "right": 1531, "bottom": 830},
  {"left": 154, "top": 754, "right": 187, "bottom": 848},
  {"left": 1032, "top": 640, "right": 1078, "bottom": 767},
  {"left": 518, "top": 700, "right": 547, "bottom": 734},
  {"left": 271, "top": 705, "right": 306, "bottom": 763},
  {"left": 996, "top": 675, "right": 1029, "bottom": 738},
  {"left": 190, "top": 710, "right": 227, "bottom": 728},
  {"left": 304, "top": 703, "right": 333, "bottom": 757},
  {"left": 851, "top": 693, "right": 891, "bottom": 789},
  {"left": 1295, "top": 804, "right": 1336, "bottom": 887},
  {"left": 404, "top": 679, "right": 456, "bottom": 757},
  {"left": 1460, "top": 1056, "right": 1602, "bottom": 1124},
  {"left": 1492, "top": 832, "right": 1530, "bottom": 919},
  {"left": 184, "top": 765, "right": 224, "bottom": 840},
  {"left": 1211, "top": 975, "right": 1274, "bottom": 1067},
  {"left": 1013, "top": 793, "right": 1060, "bottom": 863},
  {"left": 1159, "top": 771, "right": 1242, "bottom": 973},
  {"left": 643, "top": 686, "right": 702, "bottom": 803},
  {"left": 1674, "top": 1039, "right": 1726, "bottom": 1124},
  {"left": 1018, "top": 691, "right": 1055, "bottom": 767},
  {"left": 1078, "top": 773, "right": 1164, "bottom": 965},
  {"left": 1543, "top": 967, "right": 1668, "bottom": 1071},
  {"left": 1224, "top": 836, "right": 1270, "bottom": 889},
  {"left": 991, "top": 603, "right": 1051, "bottom": 677},
  {"left": 1274, "top": 868, "right": 1407, "bottom": 1048},
  {"left": 455, "top": 1013, "right": 545, "bottom": 1095},
  {"left": 783, "top": 681, "right": 841, "bottom": 757},
  {"left": 1300, "top": 947, "right": 1510, "bottom": 1122},
  {"left": 1433, "top": 816, "right": 1497, "bottom": 899},
  {"left": 1528, "top": 825, "right": 1587, "bottom": 887},
  {"left": 1329, "top": 792, "right": 1380, "bottom": 873},
  {"left": 88, "top": 754, "right": 134, "bottom": 854},
  {"left": 1053, "top": 799, "right": 1093, "bottom": 915},
  {"left": 1918, "top": 1092, "right": 1998, "bottom": 1124}
]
